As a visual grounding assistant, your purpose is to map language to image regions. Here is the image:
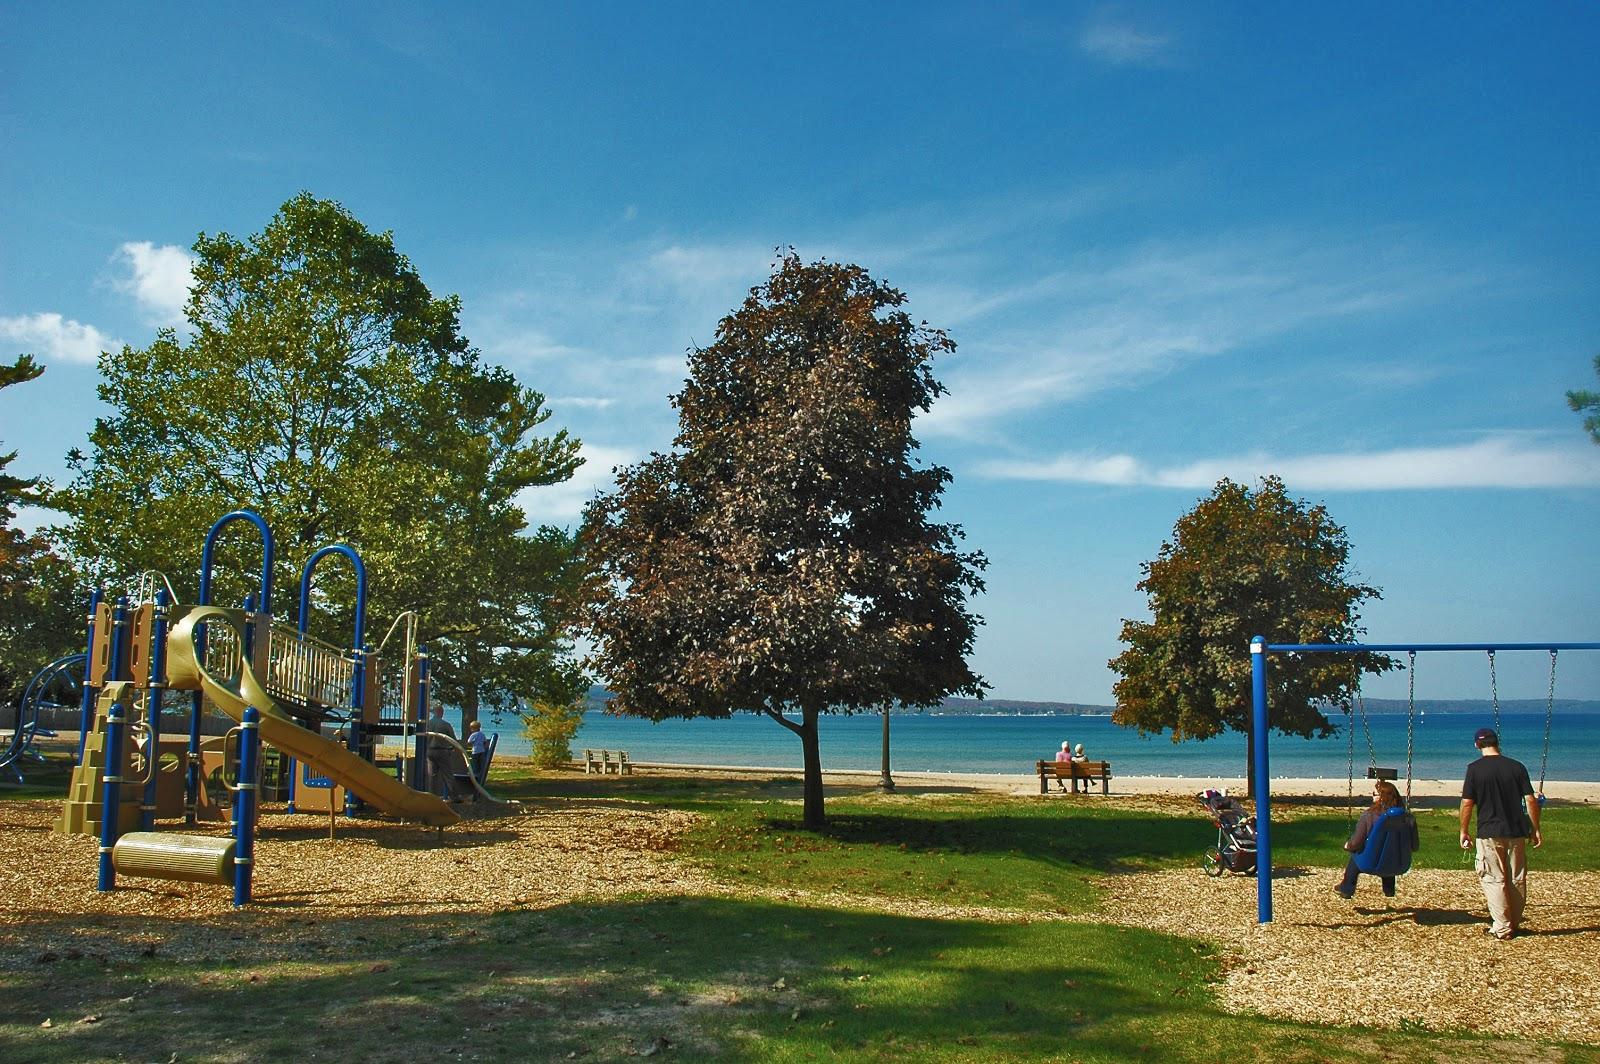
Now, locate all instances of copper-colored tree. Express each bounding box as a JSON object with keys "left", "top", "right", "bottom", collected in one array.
[
  {"left": 1109, "top": 476, "right": 1391, "bottom": 796},
  {"left": 581, "top": 254, "right": 986, "bottom": 828}
]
